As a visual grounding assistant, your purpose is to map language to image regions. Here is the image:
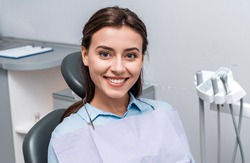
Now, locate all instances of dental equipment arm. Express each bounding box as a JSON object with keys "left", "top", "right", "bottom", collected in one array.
[{"left": 196, "top": 71, "right": 206, "bottom": 163}]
